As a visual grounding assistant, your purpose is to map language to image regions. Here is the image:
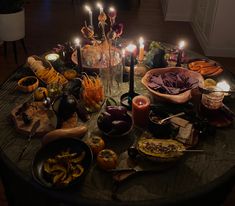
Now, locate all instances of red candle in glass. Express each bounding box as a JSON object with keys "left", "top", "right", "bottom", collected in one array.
[{"left": 132, "top": 95, "right": 150, "bottom": 127}]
